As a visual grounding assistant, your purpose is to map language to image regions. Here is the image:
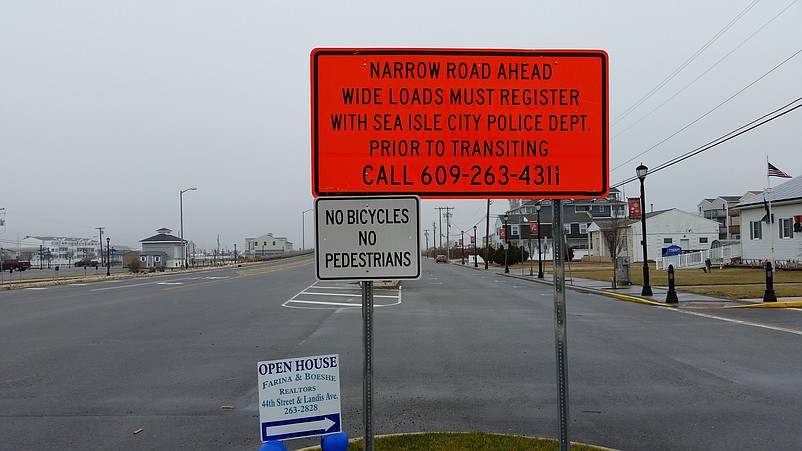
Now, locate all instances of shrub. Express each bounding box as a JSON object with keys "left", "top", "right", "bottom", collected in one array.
[{"left": 128, "top": 259, "right": 141, "bottom": 273}]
